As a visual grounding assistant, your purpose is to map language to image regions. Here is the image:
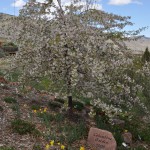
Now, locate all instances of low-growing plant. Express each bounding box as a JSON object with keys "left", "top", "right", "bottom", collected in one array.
[
  {"left": 0, "top": 146, "right": 16, "bottom": 150},
  {"left": 11, "top": 103, "right": 21, "bottom": 118},
  {"left": 32, "top": 144, "right": 43, "bottom": 150},
  {"left": 11, "top": 119, "right": 37, "bottom": 135},
  {"left": 64, "top": 121, "right": 88, "bottom": 144},
  {"left": 31, "top": 104, "right": 41, "bottom": 110},
  {"left": 3, "top": 97, "right": 17, "bottom": 104},
  {"left": 54, "top": 113, "right": 64, "bottom": 122},
  {"left": 73, "top": 101, "right": 84, "bottom": 111},
  {"left": 95, "top": 115, "right": 123, "bottom": 146},
  {"left": 55, "top": 98, "right": 65, "bottom": 104},
  {"left": 37, "top": 112, "right": 54, "bottom": 127},
  {"left": 0, "top": 105, "right": 3, "bottom": 111},
  {"left": 48, "top": 101, "right": 61, "bottom": 109}
]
